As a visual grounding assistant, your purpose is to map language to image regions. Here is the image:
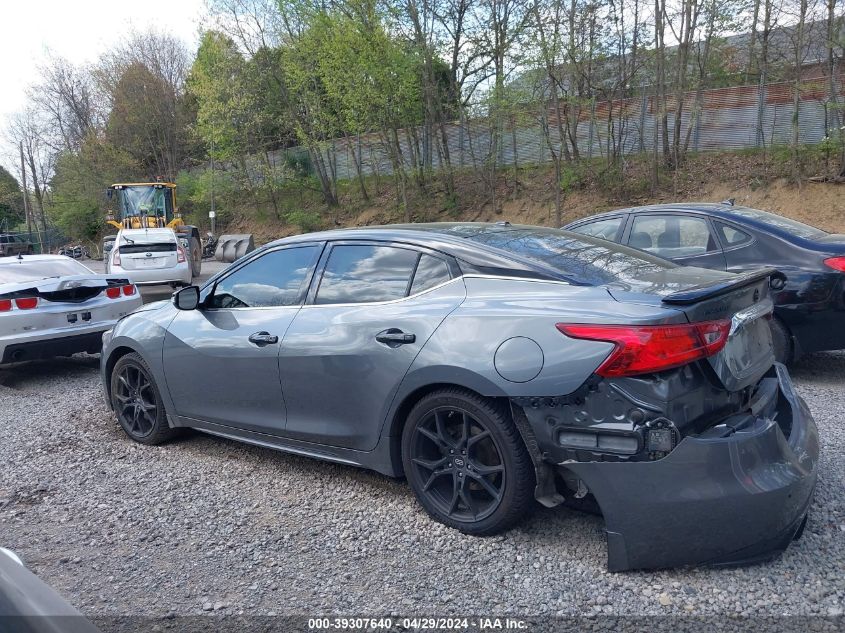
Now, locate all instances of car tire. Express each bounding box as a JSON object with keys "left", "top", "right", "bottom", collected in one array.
[
  {"left": 770, "top": 317, "right": 793, "bottom": 364},
  {"left": 189, "top": 236, "right": 202, "bottom": 277},
  {"left": 110, "top": 352, "right": 178, "bottom": 445},
  {"left": 402, "top": 388, "right": 535, "bottom": 536}
]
